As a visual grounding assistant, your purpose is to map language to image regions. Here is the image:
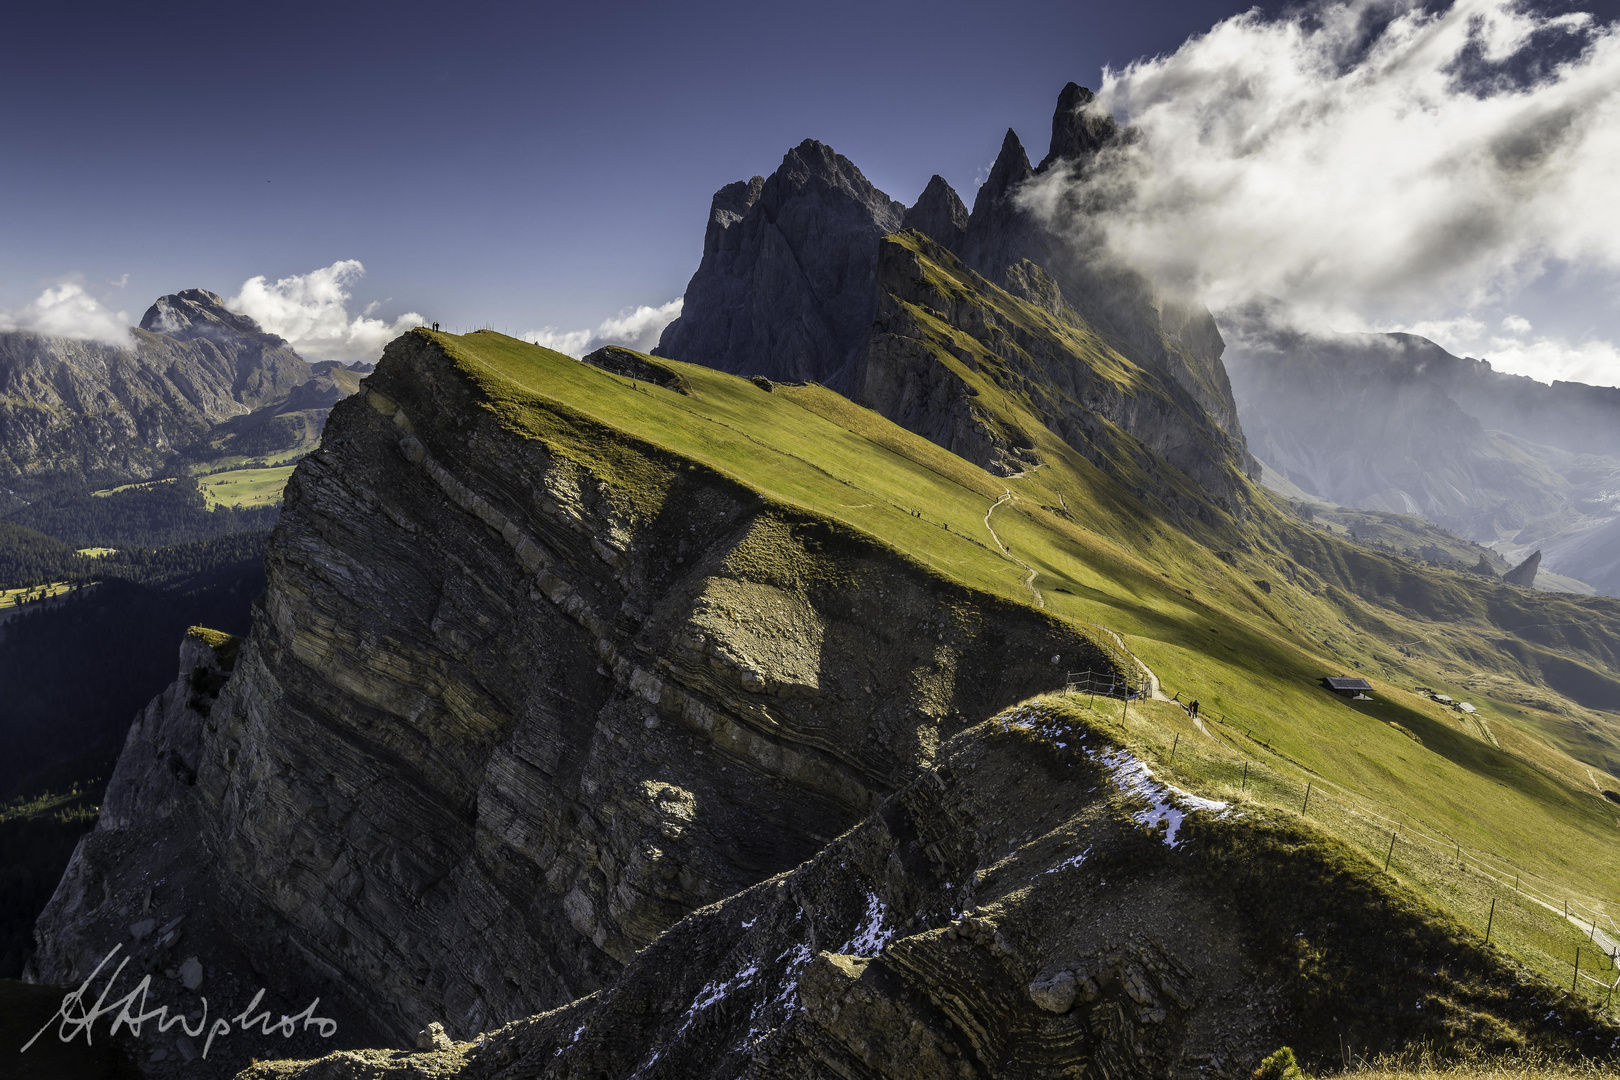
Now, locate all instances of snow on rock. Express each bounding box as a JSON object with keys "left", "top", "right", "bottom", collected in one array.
[
  {"left": 1098, "top": 747, "right": 1227, "bottom": 847},
  {"left": 840, "top": 891, "right": 895, "bottom": 957},
  {"left": 998, "top": 701, "right": 1227, "bottom": 848}
]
